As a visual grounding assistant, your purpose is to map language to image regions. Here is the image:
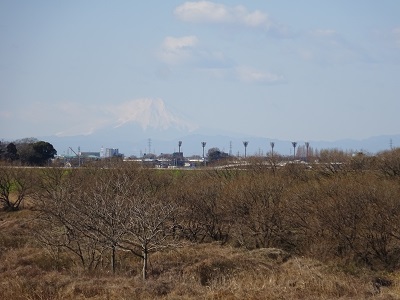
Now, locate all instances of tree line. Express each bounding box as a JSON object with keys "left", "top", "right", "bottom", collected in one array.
[{"left": 0, "top": 138, "right": 57, "bottom": 165}]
